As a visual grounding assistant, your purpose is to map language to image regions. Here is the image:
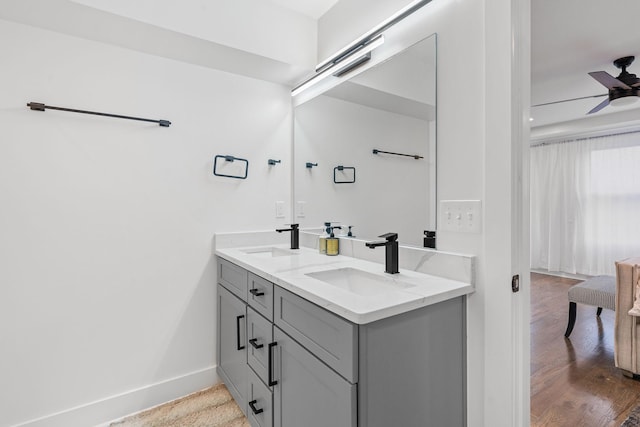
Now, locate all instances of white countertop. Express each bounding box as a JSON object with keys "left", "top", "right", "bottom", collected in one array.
[{"left": 215, "top": 244, "right": 473, "bottom": 324}]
